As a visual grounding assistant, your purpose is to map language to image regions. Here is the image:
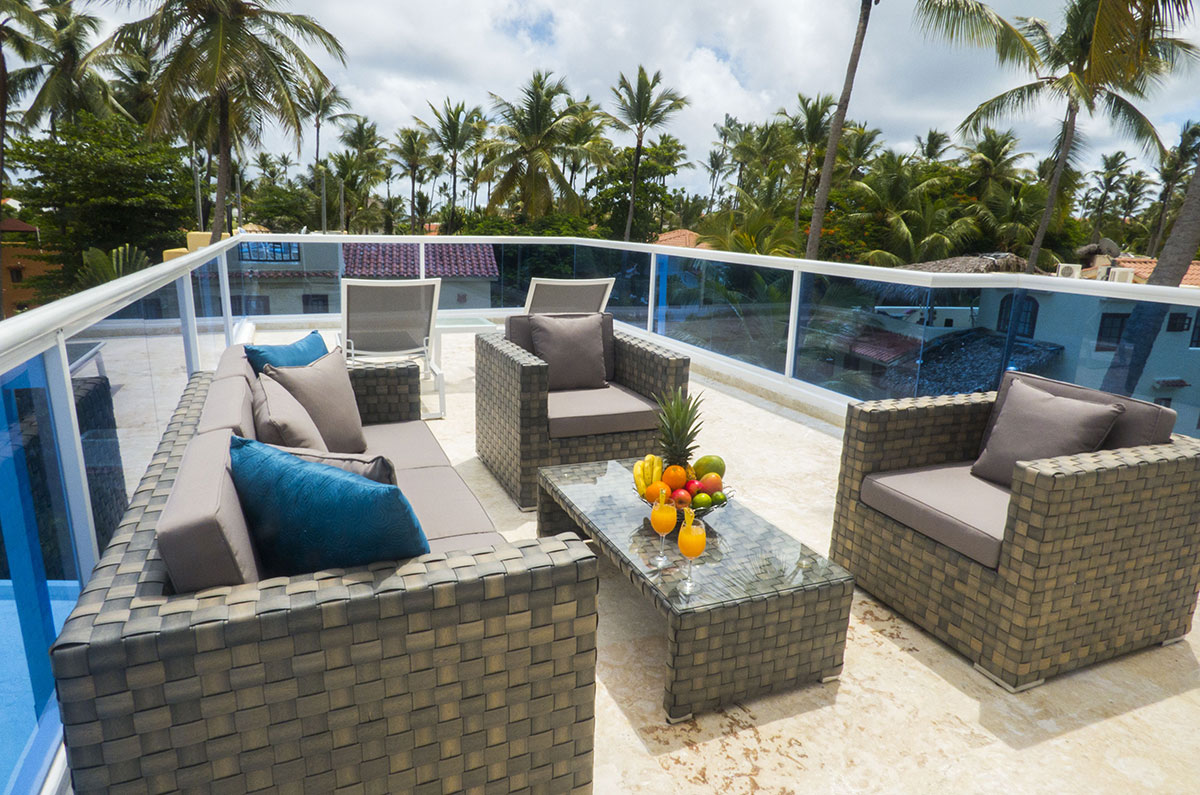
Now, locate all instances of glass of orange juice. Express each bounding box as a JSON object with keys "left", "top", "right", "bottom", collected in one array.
[
  {"left": 678, "top": 508, "right": 705, "bottom": 595},
  {"left": 649, "top": 492, "right": 677, "bottom": 570}
]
